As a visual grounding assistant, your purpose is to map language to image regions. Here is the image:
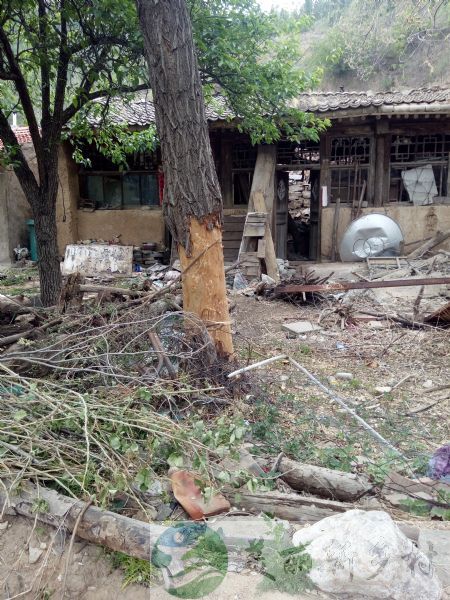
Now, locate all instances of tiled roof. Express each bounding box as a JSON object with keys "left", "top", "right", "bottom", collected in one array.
[
  {"left": 3, "top": 87, "right": 450, "bottom": 150},
  {"left": 294, "top": 87, "right": 450, "bottom": 113},
  {"left": 92, "top": 87, "right": 450, "bottom": 126},
  {"left": 91, "top": 90, "right": 233, "bottom": 126},
  {"left": 0, "top": 126, "right": 34, "bottom": 150}
]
